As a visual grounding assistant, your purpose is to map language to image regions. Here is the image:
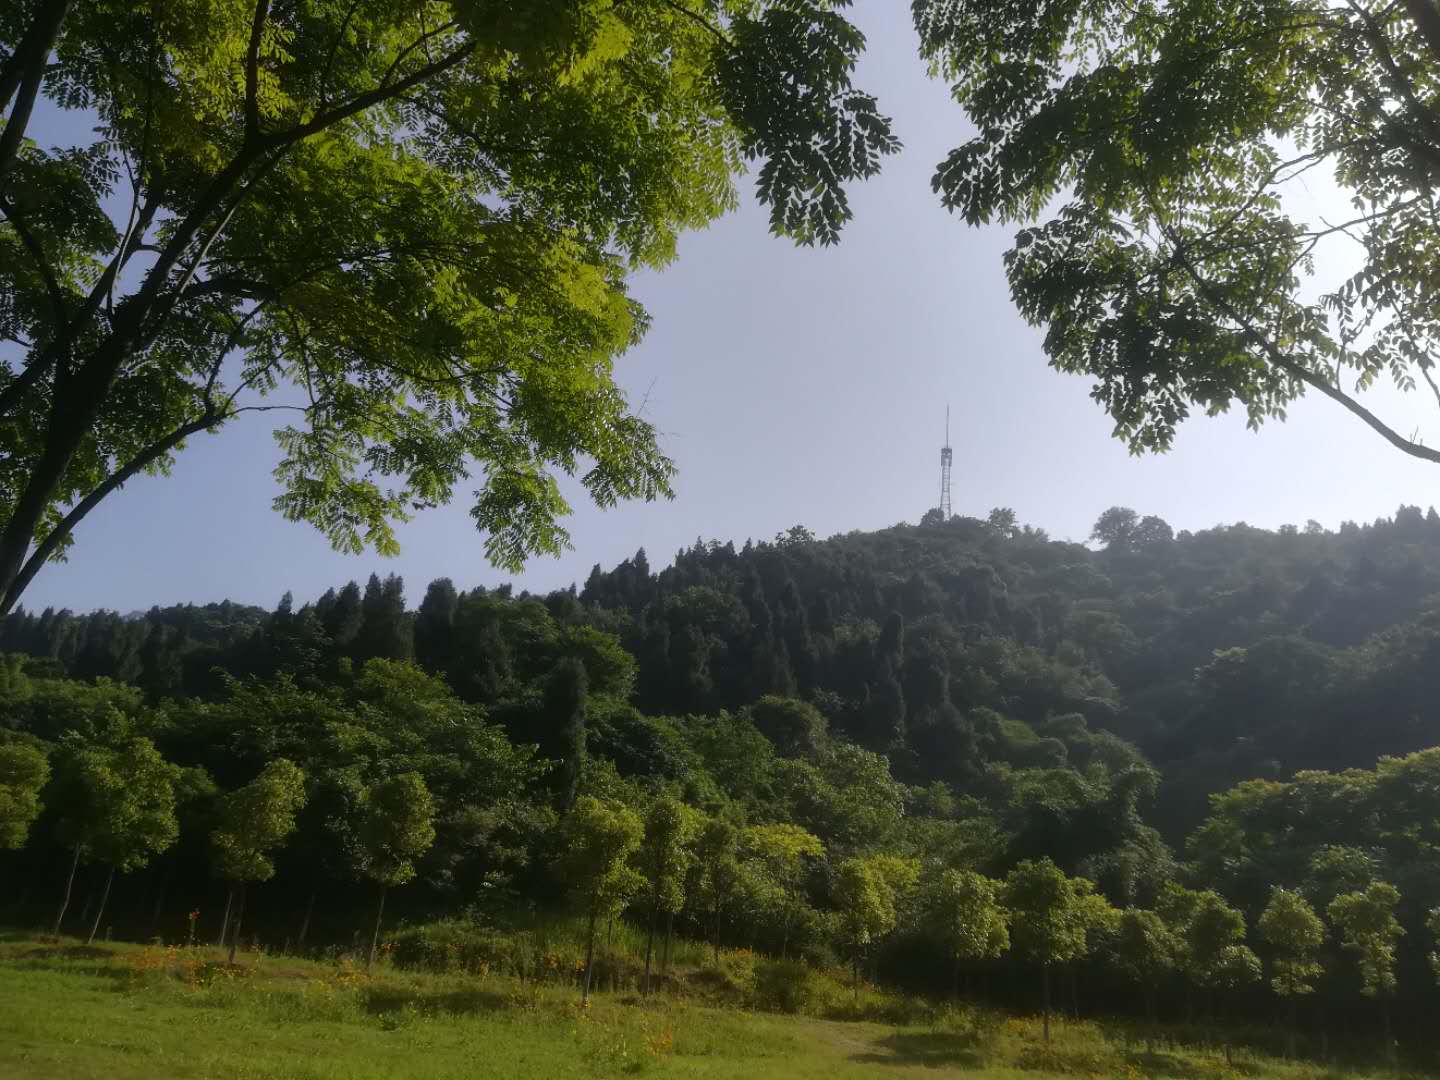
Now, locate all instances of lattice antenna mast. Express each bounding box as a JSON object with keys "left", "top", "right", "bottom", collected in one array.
[{"left": 939, "top": 406, "right": 953, "bottom": 519}]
